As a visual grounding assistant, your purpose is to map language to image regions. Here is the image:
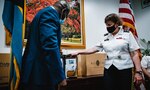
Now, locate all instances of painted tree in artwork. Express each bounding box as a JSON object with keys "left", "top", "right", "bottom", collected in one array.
[
  {"left": 25, "top": 0, "right": 58, "bottom": 38},
  {"left": 62, "top": 0, "right": 81, "bottom": 43},
  {"left": 26, "top": 0, "right": 81, "bottom": 43},
  {"left": 26, "top": 0, "right": 58, "bottom": 23}
]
